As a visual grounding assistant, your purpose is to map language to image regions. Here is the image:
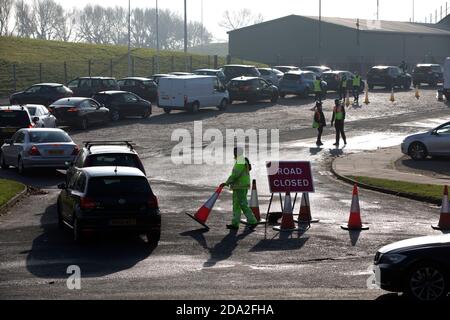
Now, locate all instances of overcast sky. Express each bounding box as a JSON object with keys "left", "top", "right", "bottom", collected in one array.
[{"left": 53, "top": 0, "right": 449, "bottom": 41}]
